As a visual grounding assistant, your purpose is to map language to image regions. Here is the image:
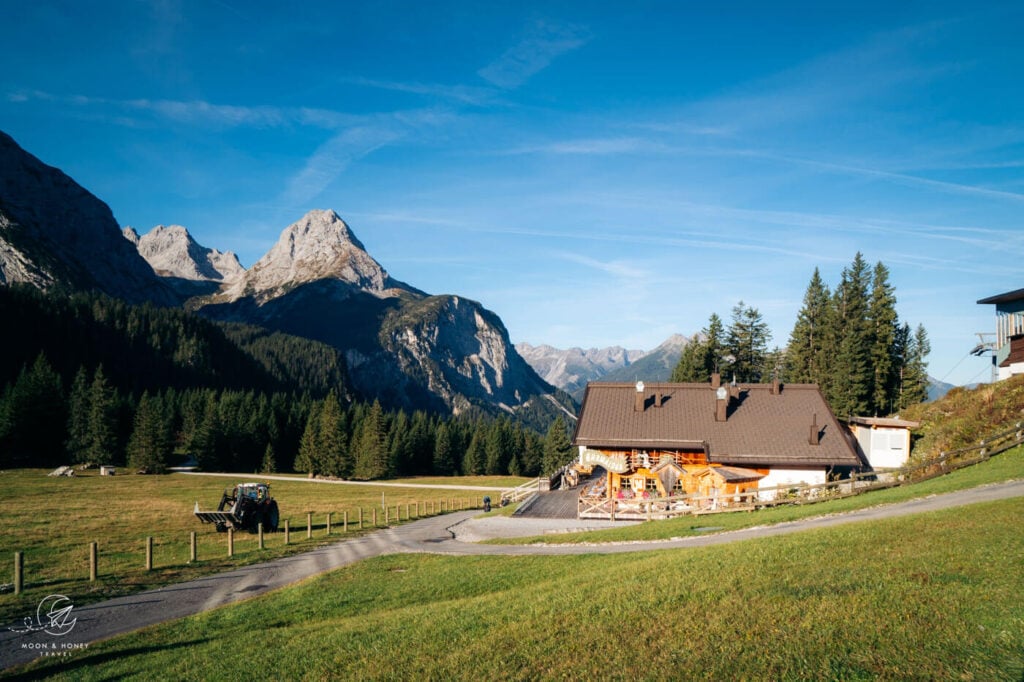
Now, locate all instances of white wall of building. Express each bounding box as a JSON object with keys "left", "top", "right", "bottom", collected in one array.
[{"left": 757, "top": 467, "right": 827, "bottom": 501}]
